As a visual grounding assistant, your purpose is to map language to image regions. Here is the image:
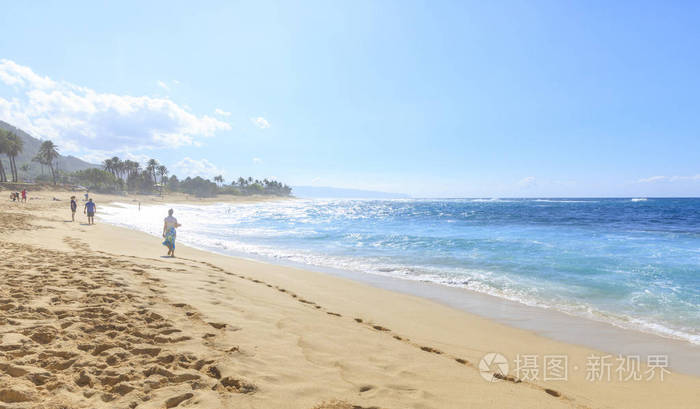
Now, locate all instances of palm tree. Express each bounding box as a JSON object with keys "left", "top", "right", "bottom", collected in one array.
[
  {"left": 36, "top": 140, "right": 59, "bottom": 185},
  {"left": 132, "top": 161, "right": 141, "bottom": 178},
  {"left": 103, "top": 158, "right": 115, "bottom": 176},
  {"left": 0, "top": 131, "right": 8, "bottom": 182},
  {"left": 122, "top": 160, "right": 131, "bottom": 177},
  {"left": 20, "top": 163, "right": 31, "bottom": 176},
  {"left": 146, "top": 159, "right": 158, "bottom": 183},
  {"left": 214, "top": 175, "right": 224, "bottom": 187},
  {"left": 4, "top": 132, "right": 23, "bottom": 182},
  {"left": 32, "top": 152, "right": 44, "bottom": 176},
  {"left": 123, "top": 160, "right": 139, "bottom": 179},
  {"left": 112, "top": 157, "right": 124, "bottom": 180},
  {"left": 157, "top": 165, "right": 168, "bottom": 185}
]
